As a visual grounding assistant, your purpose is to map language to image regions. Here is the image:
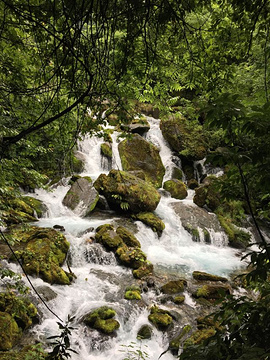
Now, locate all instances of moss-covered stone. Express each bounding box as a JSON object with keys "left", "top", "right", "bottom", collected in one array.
[
  {"left": 101, "top": 142, "right": 112, "bottom": 159},
  {"left": 124, "top": 285, "right": 141, "bottom": 300},
  {"left": 8, "top": 226, "right": 72, "bottom": 285},
  {"left": 148, "top": 306, "right": 173, "bottom": 330},
  {"left": 217, "top": 214, "right": 251, "bottom": 248},
  {"left": 0, "top": 292, "right": 37, "bottom": 330},
  {"left": 193, "top": 177, "right": 221, "bottom": 211},
  {"left": 0, "top": 311, "right": 21, "bottom": 350},
  {"left": 172, "top": 167, "right": 183, "bottom": 180},
  {"left": 84, "top": 306, "right": 120, "bottom": 334},
  {"left": 187, "top": 179, "right": 199, "bottom": 189},
  {"left": 194, "top": 284, "right": 231, "bottom": 300},
  {"left": 0, "top": 344, "right": 47, "bottom": 360},
  {"left": 183, "top": 223, "right": 200, "bottom": 242},
  {"left": 132, "top": 212, "right": 165, "bottom": 235},
  {"left": 95, "top": 224, "right": 123, "bottom": 250},
  {"left": 184, "top": 328, "right": 216, "bottom": 347},
  {"left": 116, "top": 246, "right": 147, "bottom": 269},
  {"left": 192, "top": 271, "right": 228, "bottom": 282},
  {"left": 173, "top": 295, "right": 185, "bottom": 305},
  {"left": 132, "top": 262, "right": 154, "bottom": 279},
  {"left": 118, "top": 134, "right": 165, "bottom": 188},
  {"left": 94, "top": 170, "right": 161, "bottom": 213},
  {"left": 137, "top": 324, "right": 153, "bottom": 339},
  {"left": 116, "top": 226, "right": 141, "bottom": 248},
  {"left": 23, "top": 196, "right": 47, "bottom": 218},
  {"left": 163, "top": 179, "right": 187, "bottom": 200},
  {"left": 161, "top": 280, "right": 186, "bottom": 294}
]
